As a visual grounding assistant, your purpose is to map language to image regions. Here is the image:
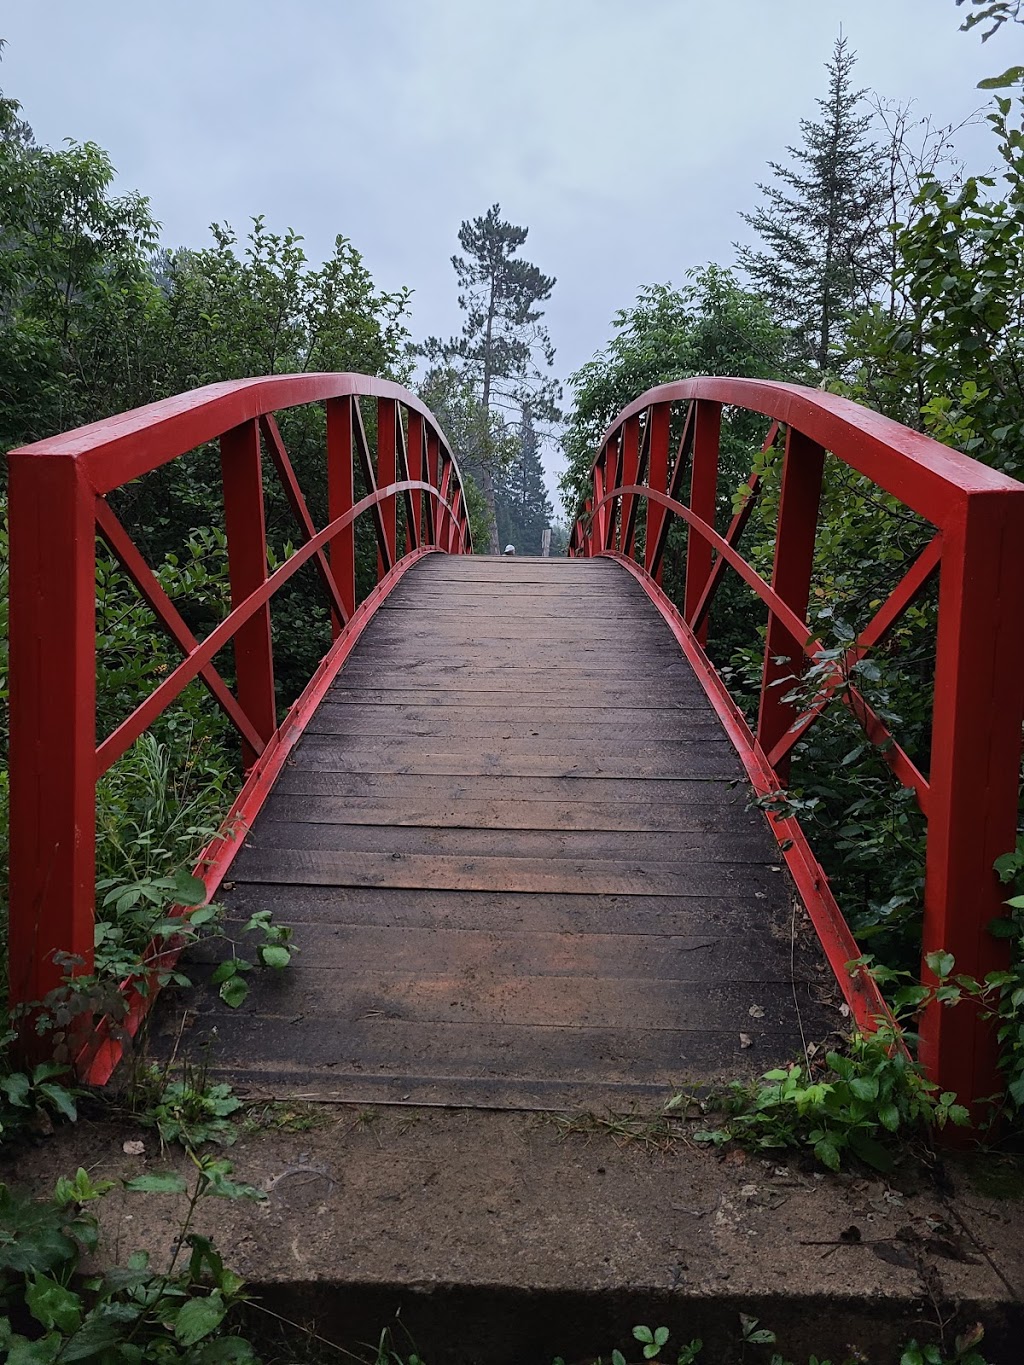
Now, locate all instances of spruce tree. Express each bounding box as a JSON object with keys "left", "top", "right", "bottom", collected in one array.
[
  {"left": 737, "top": 36, "right": 887, "bottom": 370},
  {"left": 424, "top": 205, "right": 560, "bottom": 553},
  {"left": 496, "top": 406, "right": 555, "bottom": 555}
]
